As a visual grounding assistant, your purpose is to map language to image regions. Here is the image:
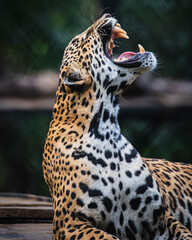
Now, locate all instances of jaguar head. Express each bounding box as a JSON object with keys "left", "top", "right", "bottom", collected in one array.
[{"left": 60, "top": 14, "right": 156, "bottom": 95}]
